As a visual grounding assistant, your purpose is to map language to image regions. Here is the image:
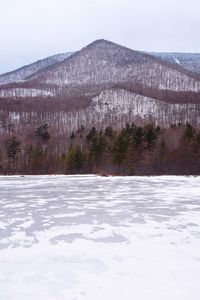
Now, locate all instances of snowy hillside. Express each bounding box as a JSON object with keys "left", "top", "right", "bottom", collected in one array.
[
  {"left": 0, "top": 88, "right": 54, "bottom": 98},
  {"left": 150, "top": 52, "right": 200, "bottom": 76},
  {"left": 27, "top": 39, "right": 200, "bottom": 94},
  {"left": 0, "top": 52, "right": 73, "bottom": 85},
  {"left": 5, "top": 88, "right": 200, "bottom": 135},
  {"left": 89, "top": 88, "right": 200, "bottom": 127},
  {"left": 1, "top": 40, "right": 200, "bottom": 100},
  {"left": 1, "top": 39, "right": 200, "bottom": 127}
]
